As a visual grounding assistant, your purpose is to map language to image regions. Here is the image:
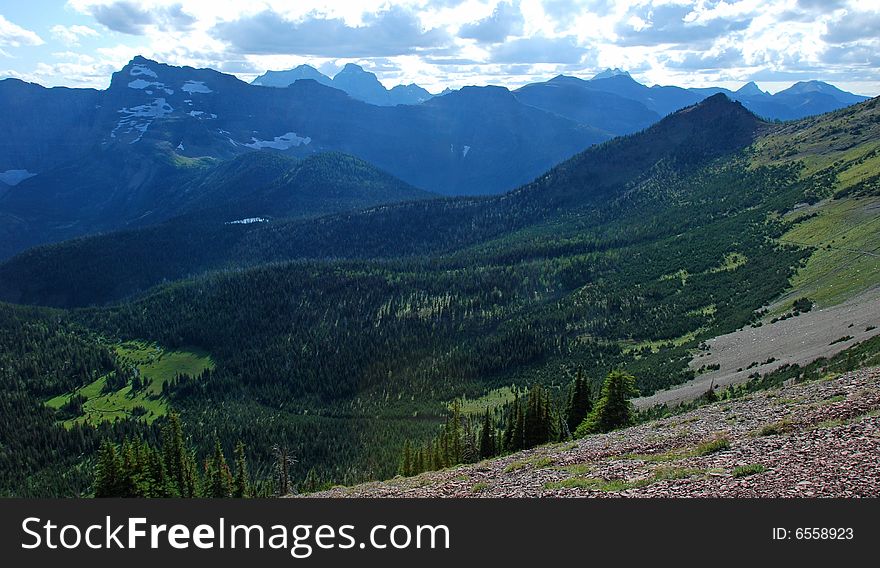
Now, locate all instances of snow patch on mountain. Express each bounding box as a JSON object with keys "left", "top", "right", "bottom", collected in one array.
[
  {"left": 244, "top": 132, "right": 311, "bottom": 149},
  {"left": 0, "top": 169, "right": 37, "bottom": 186},
  {"left": 112, "top": 98, "right": 174, "bottom": 143},
  {"left": 128, "top": 79, "right": 173, "bottom": 95},
  {"left": 130, "top": 64, "right": 157, "bottom": 78},
  {"left": 226, "top": 217, "right": 268, "bottom": 225},
  {"left": 182, "top": 81, "right": 212, "bottom": 94}
]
